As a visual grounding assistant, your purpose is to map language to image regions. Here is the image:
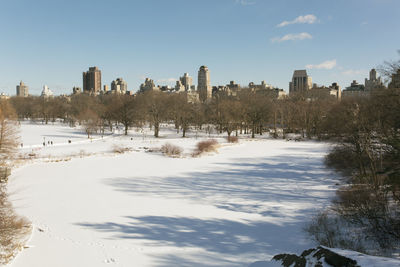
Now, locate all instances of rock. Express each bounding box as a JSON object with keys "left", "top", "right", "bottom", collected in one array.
[{"left": 272, "top": 246, "right": 360, "bottom": 267}]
